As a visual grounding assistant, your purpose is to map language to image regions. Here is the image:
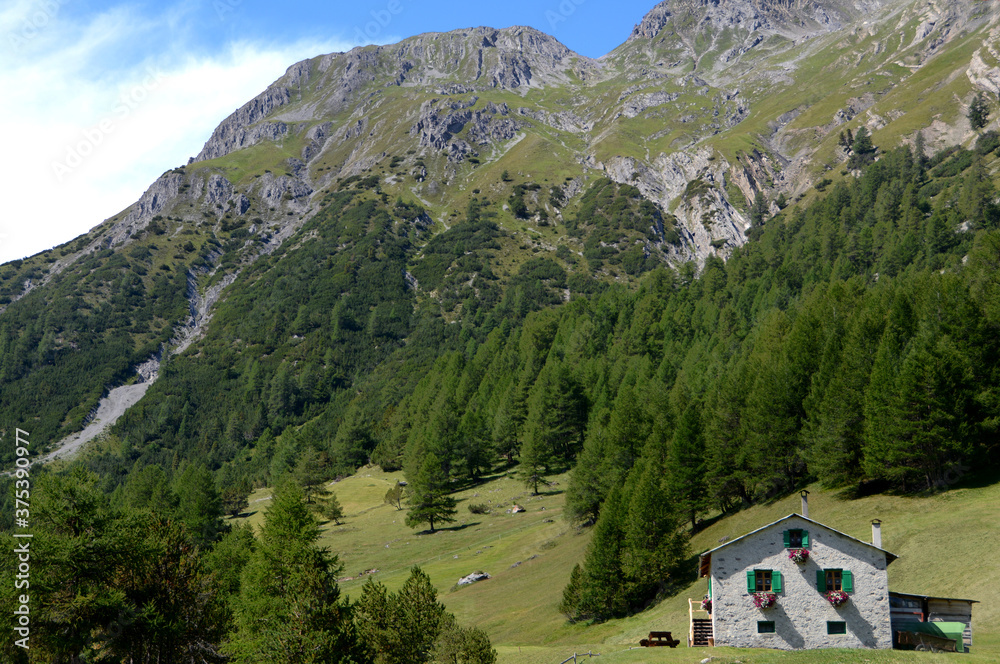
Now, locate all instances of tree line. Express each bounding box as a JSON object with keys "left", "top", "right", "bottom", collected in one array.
[{"left": 0, "top": 469, "right": 495, "bottom": 664}]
